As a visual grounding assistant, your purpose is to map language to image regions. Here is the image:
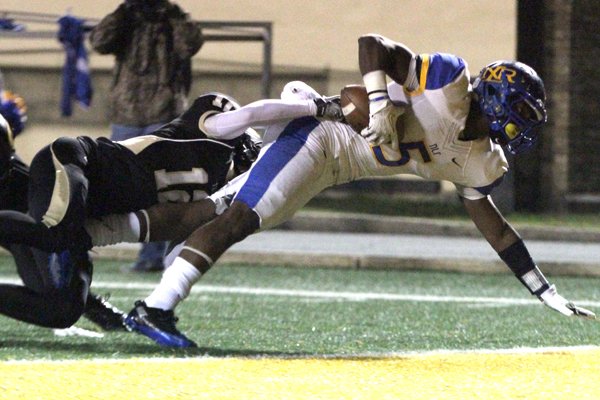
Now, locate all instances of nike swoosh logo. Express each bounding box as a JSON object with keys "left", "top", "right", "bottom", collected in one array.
[{"left": 451, "top": 157, "right": 462, "bottom": 168}]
